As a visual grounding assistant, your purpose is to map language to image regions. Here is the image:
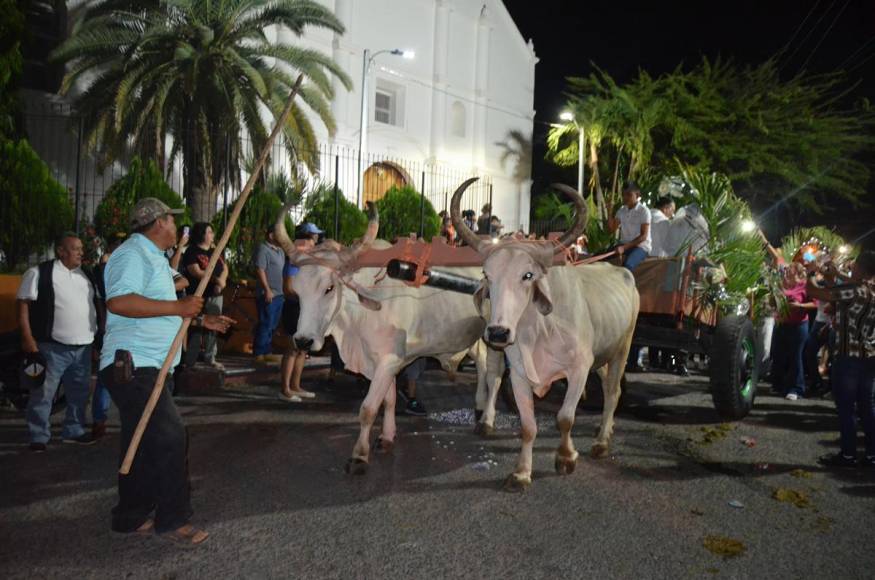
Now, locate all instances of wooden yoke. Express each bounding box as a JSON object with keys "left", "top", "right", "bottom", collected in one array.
[{"left": 352, "top": 236, "right": 571, "bottom": 280}]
